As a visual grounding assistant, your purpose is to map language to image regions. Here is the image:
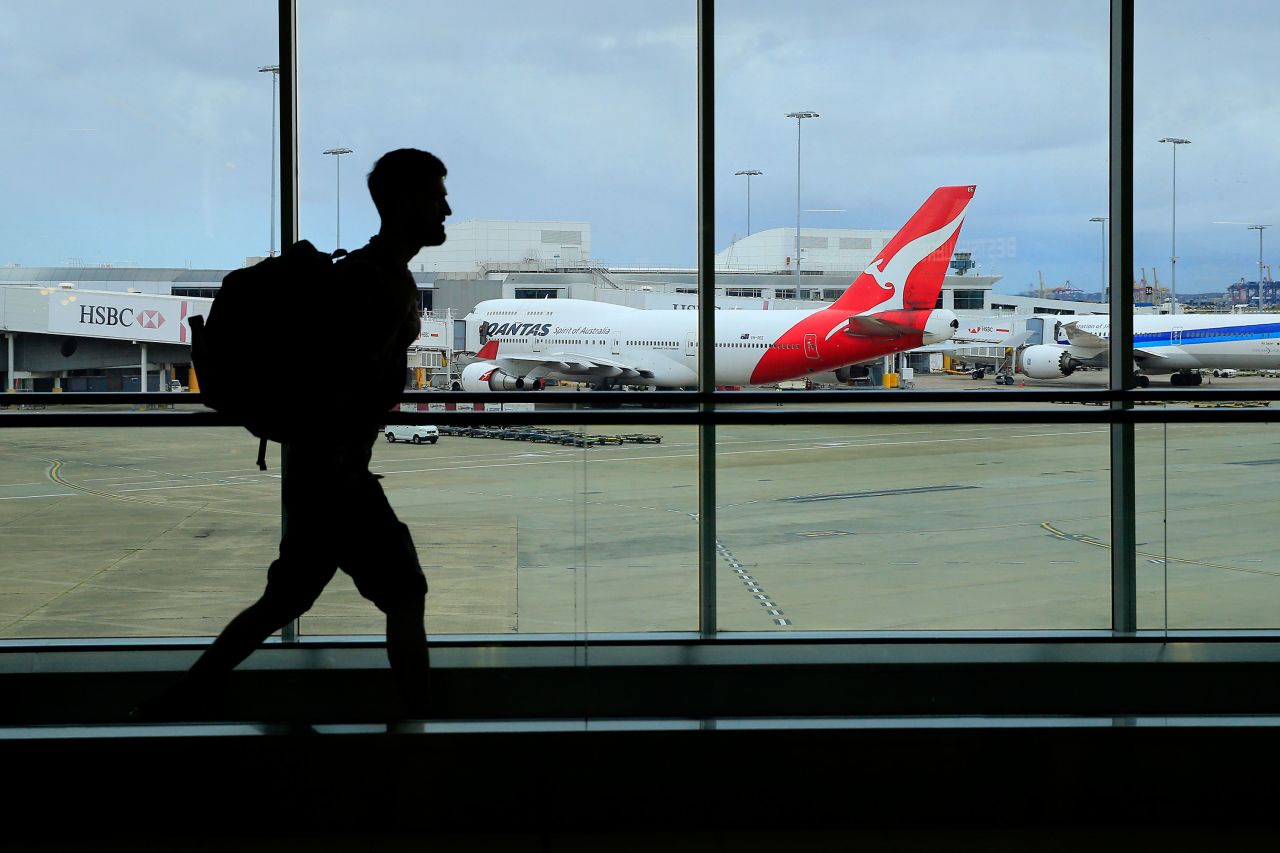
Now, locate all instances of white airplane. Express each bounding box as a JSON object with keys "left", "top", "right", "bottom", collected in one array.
[
  {"left": 458, "top": 185, "right": 976, "bottom": 390},
  {"left": 1021, "top": 313, "right": 1280, "bottom": 386}
]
